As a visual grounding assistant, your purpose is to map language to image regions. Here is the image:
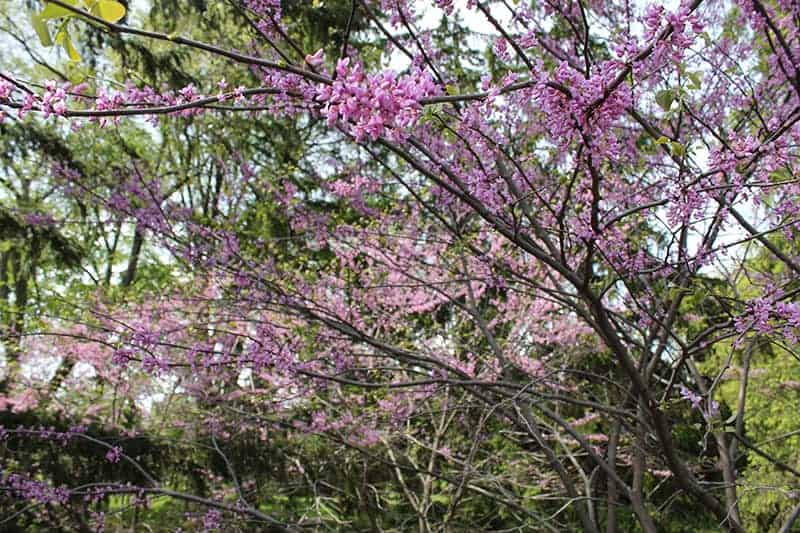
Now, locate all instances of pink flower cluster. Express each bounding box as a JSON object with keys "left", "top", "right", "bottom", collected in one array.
[
  {"left": 0, "top": 424, "right": 87, "bottom": 444},
  {"left": 2, "top": 474, "right": 70, "bottom": 505},
  {"left": 0, "top": 77, "right": 72, "bottom": 120},
  {"left": 679, "top": 385, "right": 720, "bottom": 419},
  {"left": 326, "top": 174, "right": 380, "bottom": 215},
  {"left": 105, "top": 446, "right": 123, "bottom": 463},
  {"left": 536, "top": 61, "right": 632, "bottom": 147},
  {"left": 379, "top": 0, "right": 417, "bottom": 28},
  {"left": 736, "top": 295, "right": 800, "bottom": 343},
  {"left": 24, "top": 212, "right": 57, "bottom": 227},
  {"left": 0, "top": 78, "right": 11, "bottom": 99},
  {"left": 296, "top": 409, "right": 382, "bottom": 447},
  {"left": 435, "top": 0, "right": 455, "bottom": 15},
  {"left": 0, "top": 77, "right": 12, "bottom": 122},
  {"left": 201, "top": 509, "right": 223, "bottom": 531},
  {"left": 643, "top": 3, "right": 703, "bottom": 53},
  {"left": 0, "top": 389, "right": 39, "bottom": 413},
  {"left": 316, "top": 59, "right": 440, "bottom": 142},
  {"left": 243, "top": 0, "right": 280, "bottom": 17},
  {"left": 40, "top": 80, "right": 69, "bottom": 118},
  {"left": 0, "top": 79, "right": 12, "bottom": 123}
]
